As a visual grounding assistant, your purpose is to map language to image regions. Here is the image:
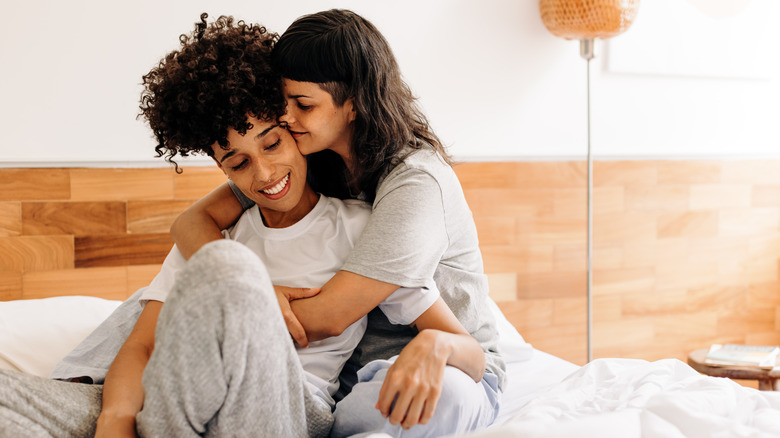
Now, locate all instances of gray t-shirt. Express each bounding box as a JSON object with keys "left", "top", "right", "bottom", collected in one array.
[{"left": 339, "top": 147, "right": 505, "bottom": 392}]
